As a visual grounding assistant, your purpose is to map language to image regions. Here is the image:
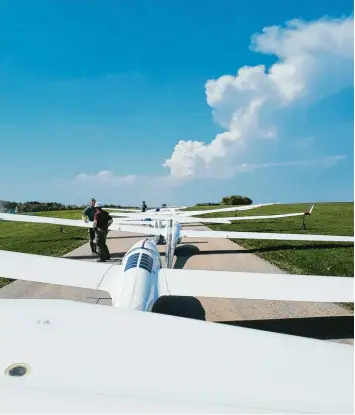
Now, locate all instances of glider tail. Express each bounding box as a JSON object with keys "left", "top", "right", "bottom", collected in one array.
[{"left": 304, "top": 204, "right": 315, "bottom": 215}]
